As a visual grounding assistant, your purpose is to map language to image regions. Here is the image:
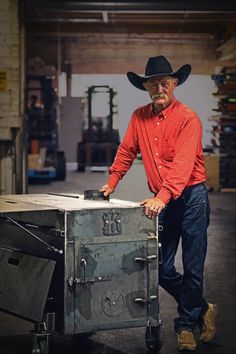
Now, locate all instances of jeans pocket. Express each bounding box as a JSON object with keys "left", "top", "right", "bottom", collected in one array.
[{"left": 182, "top": 184, "right": 207, "bottom": 207}]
